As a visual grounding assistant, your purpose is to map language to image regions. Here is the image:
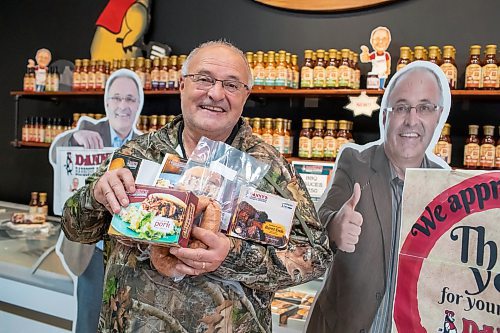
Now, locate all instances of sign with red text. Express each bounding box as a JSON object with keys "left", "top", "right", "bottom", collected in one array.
[
  {"left": 53, "top": 147, "right": 115, "bottom": 215},
  {"left": 392, "top": 169, "right": 500, "bottom": 333}
]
